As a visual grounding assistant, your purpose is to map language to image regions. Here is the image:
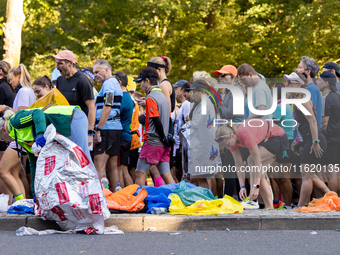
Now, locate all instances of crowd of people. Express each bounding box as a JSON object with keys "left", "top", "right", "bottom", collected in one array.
[{"left": 0, "top": 51, "right": 339, "bottom": 210}]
